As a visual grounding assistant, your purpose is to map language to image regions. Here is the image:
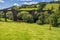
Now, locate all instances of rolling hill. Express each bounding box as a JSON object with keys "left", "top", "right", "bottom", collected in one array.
[
  {"left": 43, "top": 3, "right": 60, "bottom": 11},
  {"left": 1, "top": 1, "right": 60, "bottom": 11}
]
